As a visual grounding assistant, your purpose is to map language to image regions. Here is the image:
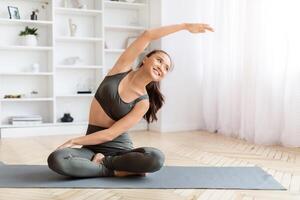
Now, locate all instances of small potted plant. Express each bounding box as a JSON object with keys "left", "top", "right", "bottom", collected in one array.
[{"left": 19, "top": 26, "right": 38, "bottom": 46}]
